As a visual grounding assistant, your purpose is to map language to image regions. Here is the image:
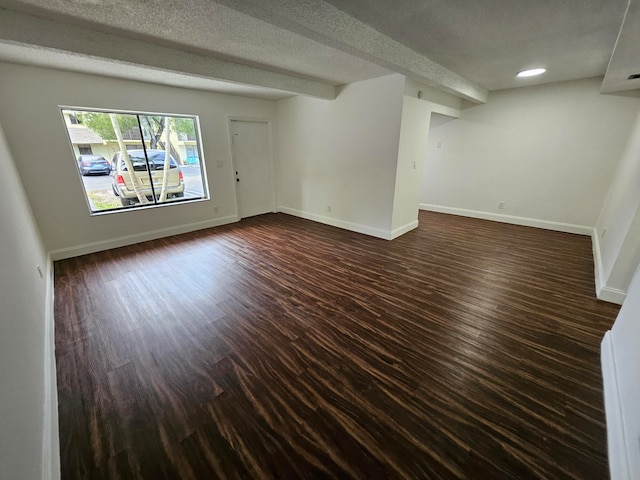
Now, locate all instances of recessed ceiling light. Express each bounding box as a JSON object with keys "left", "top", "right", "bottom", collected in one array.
[{"left": 517, "top": 68, "right": 546, "bottom": 78}]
